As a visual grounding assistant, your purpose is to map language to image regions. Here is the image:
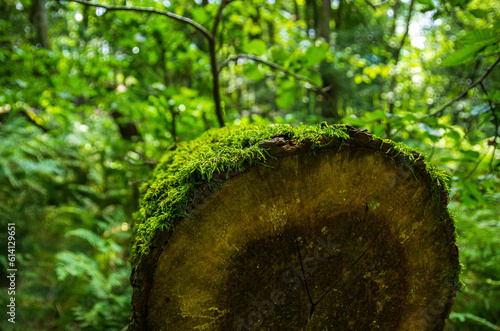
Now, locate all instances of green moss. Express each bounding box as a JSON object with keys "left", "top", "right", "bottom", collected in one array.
[
  {"left": 131, "top": 124, "right": 457, "bottom": 269},
  {"left": 132, "top": 124, "right": 350, "bottom": 261}
]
